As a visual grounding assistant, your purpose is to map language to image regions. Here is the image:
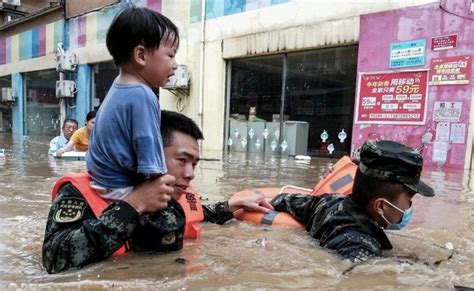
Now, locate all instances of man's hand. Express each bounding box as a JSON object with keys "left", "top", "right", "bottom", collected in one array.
[
  {"left": 55, "top": 148, "right": 65, "bottom": 157},
  {"left": 228, "top": 188, "right": 274, "bottom": 213},
  {"left": 124, "top": 174, "right": 176, "bottom": 214}
]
